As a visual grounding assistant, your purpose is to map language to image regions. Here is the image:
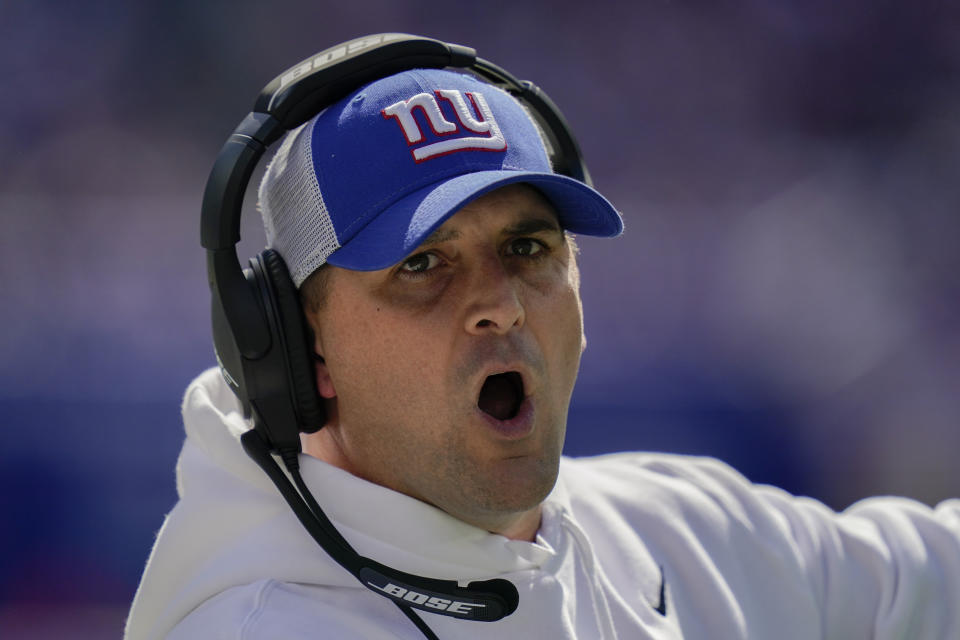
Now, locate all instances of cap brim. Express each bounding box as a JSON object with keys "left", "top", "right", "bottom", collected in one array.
[{"left": 325, "top": 170, "right": 623, "bottom": 271}]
